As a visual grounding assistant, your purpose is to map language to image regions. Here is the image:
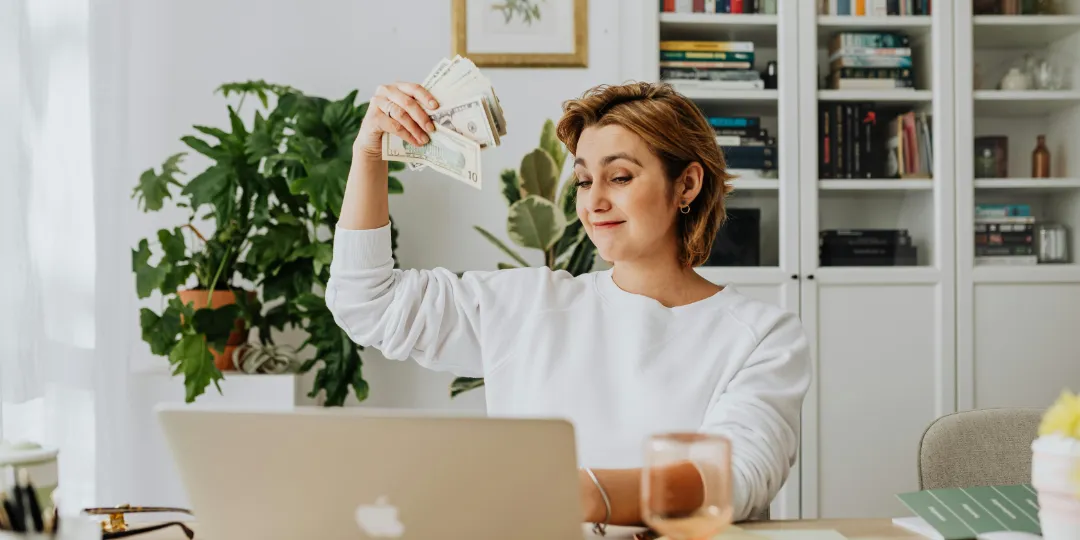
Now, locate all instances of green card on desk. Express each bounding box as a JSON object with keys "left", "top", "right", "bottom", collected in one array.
[{"left": 895, "top": 483, "right": 1041, "bottom": 539}]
